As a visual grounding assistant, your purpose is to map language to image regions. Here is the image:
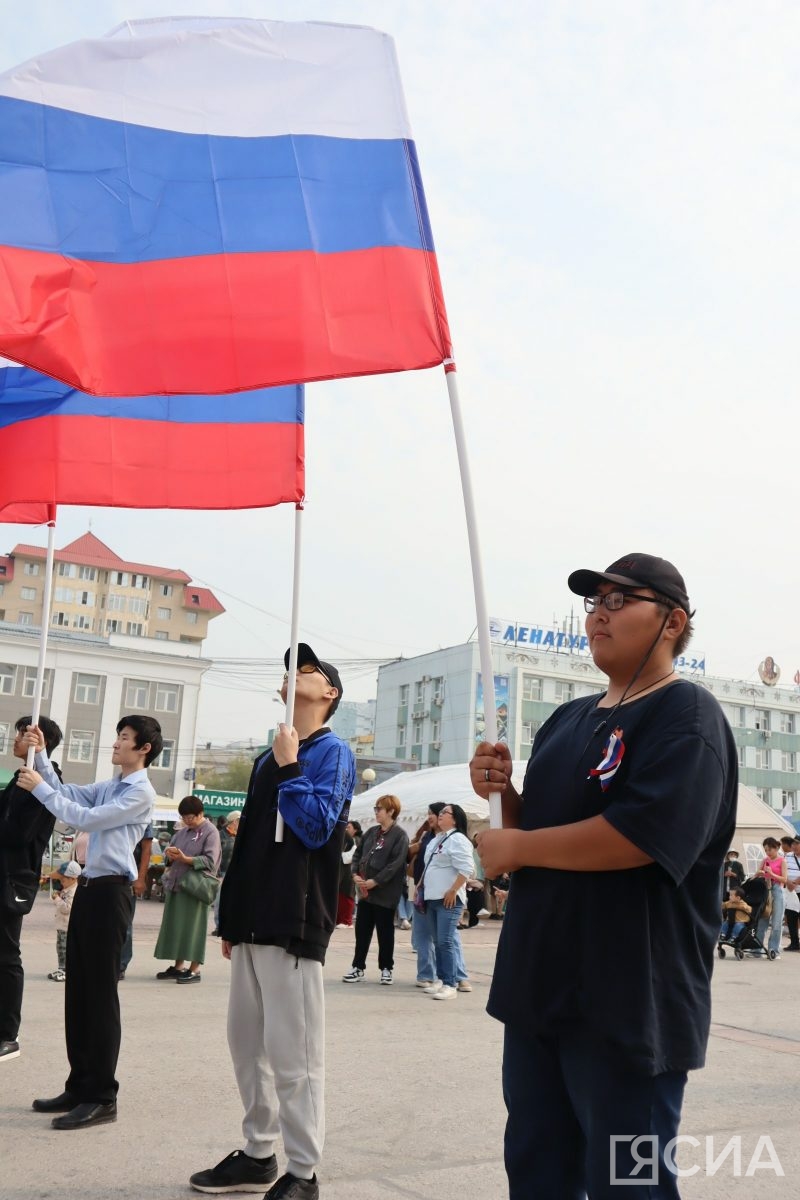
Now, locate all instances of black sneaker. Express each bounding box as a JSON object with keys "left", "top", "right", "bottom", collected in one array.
[
  {"left": 264, "top": 1174, "right": 319, "bottom": 1199},
  {"left": 0, "top": 1040, "right": 20, "bottom": 1061},
  {"left": 156, "top": 965, "right": 182, "bottom": 980},
  {"left": 189, "top": 1149, "right": 278, "bottom": 1193},
  {"left": 176, "top": 970, "right": 201, "bottom": 984}
]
